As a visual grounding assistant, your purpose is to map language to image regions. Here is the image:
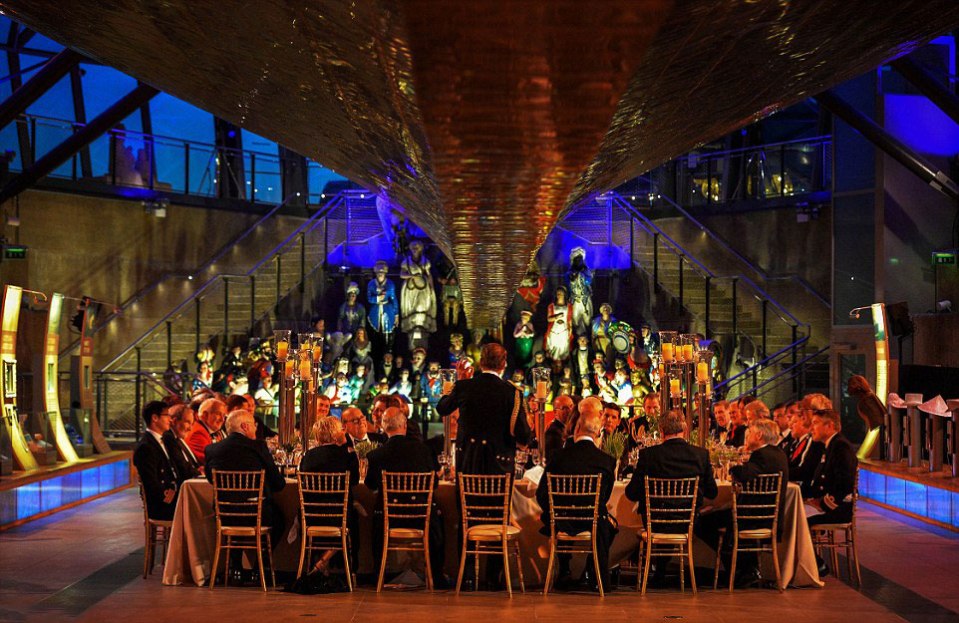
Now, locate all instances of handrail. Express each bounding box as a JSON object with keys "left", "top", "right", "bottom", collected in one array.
[
  {"left": 608, "top": 192, "right": 807, "bottom": 331},
  {"left": 738, "top": 345, "right": 830, "bottom": 399},
  {"left": 714, "top": 335, "right": 811, "bottom": 395},
  {"left": 100, "top": 191, "right": 348, "bottom": 371},
  {"left": 672, "top": 136, "right": 832, "bottom": 163},
  {"left": 58, "top": 195, "right": 296, "bottom": 362},
  {"left": 648, "top": 187, "right": 830, "bottom": 309}
]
